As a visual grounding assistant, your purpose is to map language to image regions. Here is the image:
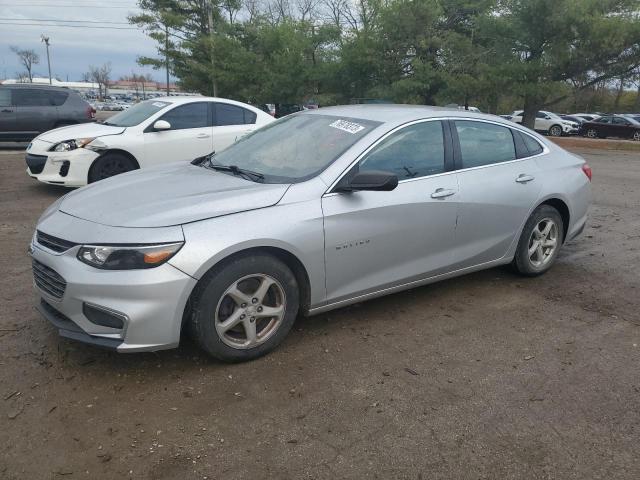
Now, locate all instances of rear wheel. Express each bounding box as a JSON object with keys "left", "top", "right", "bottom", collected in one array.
[
  {"left": 189, "top": 253, "right": 299, "bottom": 362},
  {"left": 548, "top": 124, "right": 563, "bottom": 137},
  {"left": 633, "top": 131, "right": 640, "bottom": 142},
  {"left": 512, "top": 205, "right": 564, "bottom": 277},
  {"left": 88, "top": 153, "right": 136, "bottom": 183}
]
